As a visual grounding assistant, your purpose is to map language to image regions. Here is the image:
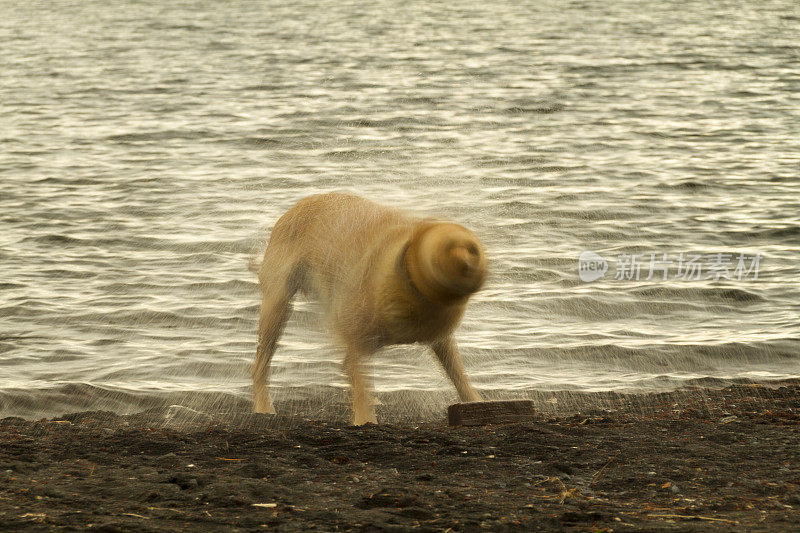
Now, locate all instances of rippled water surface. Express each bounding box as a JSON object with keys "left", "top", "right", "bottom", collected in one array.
[{"left": 2, "top": 0, "right": 799, "bottom": 418}]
